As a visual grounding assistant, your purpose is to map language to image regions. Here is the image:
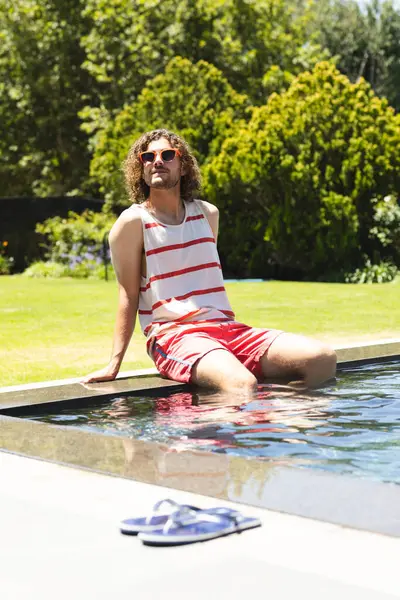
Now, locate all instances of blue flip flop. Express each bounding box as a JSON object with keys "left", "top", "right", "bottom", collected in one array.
[
  {"left": 120, "top": 499, "right": 200, "bottom": 535},
  {"left": 202, "top": 507, "right": 261, "bottom": 532},
  {"left": 138, "top": 505, "right": 261, "bottom": 546}
]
